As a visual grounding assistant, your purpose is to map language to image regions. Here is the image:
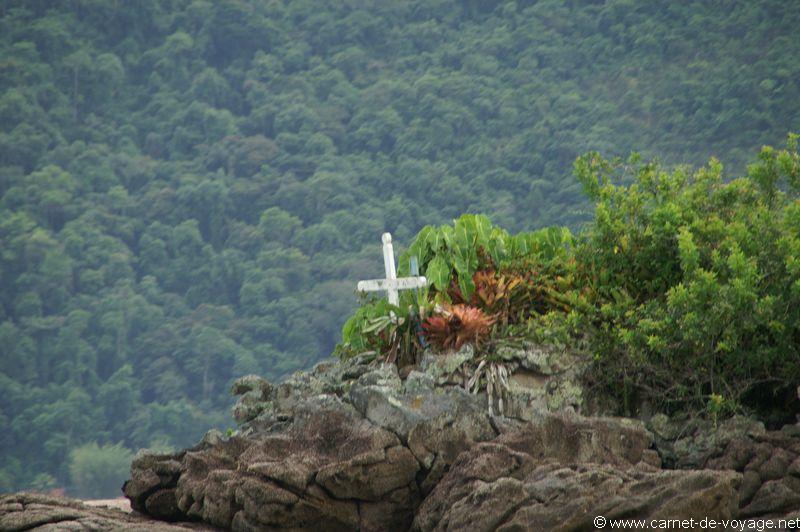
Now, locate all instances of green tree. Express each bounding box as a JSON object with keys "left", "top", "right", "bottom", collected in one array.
[{"left": 68, "top": 442, "right": 133, "bottom": 499}]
